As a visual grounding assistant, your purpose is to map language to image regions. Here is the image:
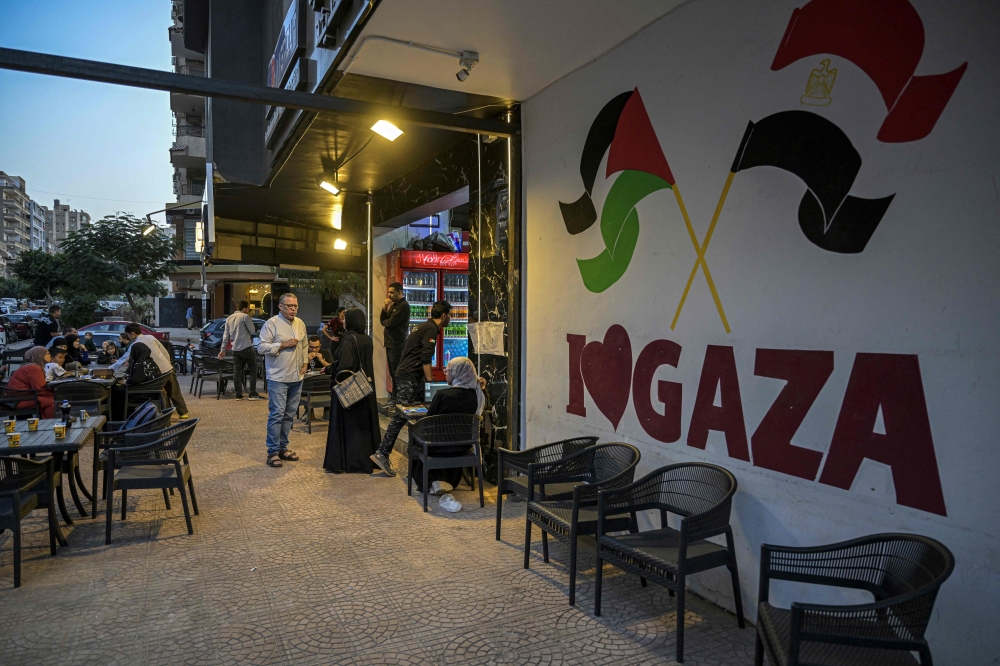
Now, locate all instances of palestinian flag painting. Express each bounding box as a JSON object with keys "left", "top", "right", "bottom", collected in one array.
[{"left": 559, "top": 89, "right": 676, "bottom": 293}]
